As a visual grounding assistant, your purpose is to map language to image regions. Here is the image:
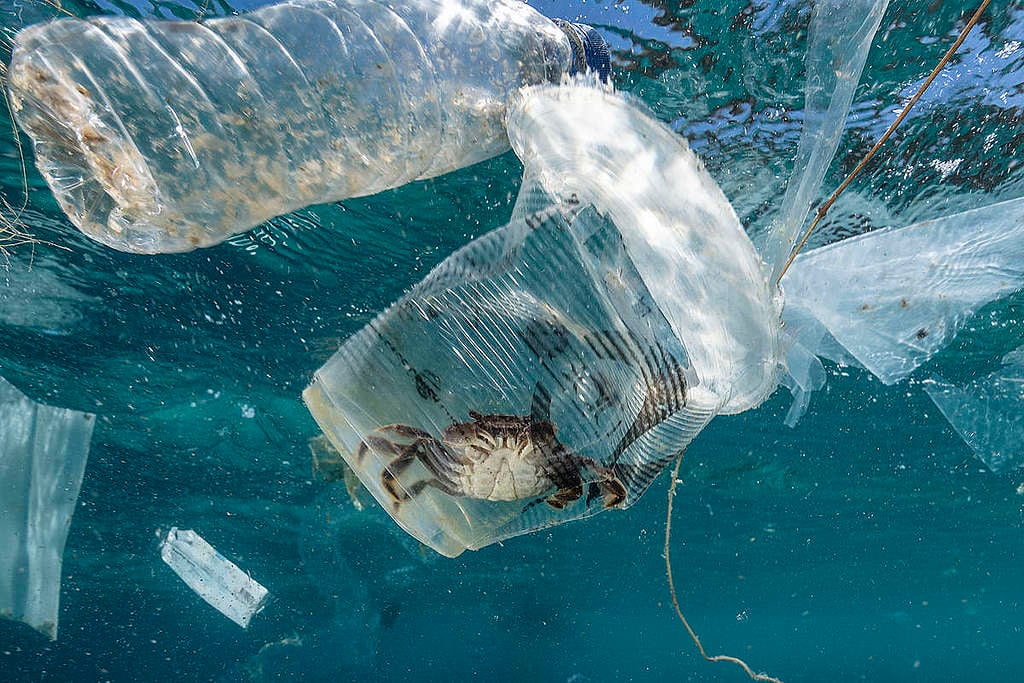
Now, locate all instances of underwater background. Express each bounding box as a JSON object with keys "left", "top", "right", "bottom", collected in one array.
[{"left": 2, "top": 0, "right": 1024, "bottom": 680}]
